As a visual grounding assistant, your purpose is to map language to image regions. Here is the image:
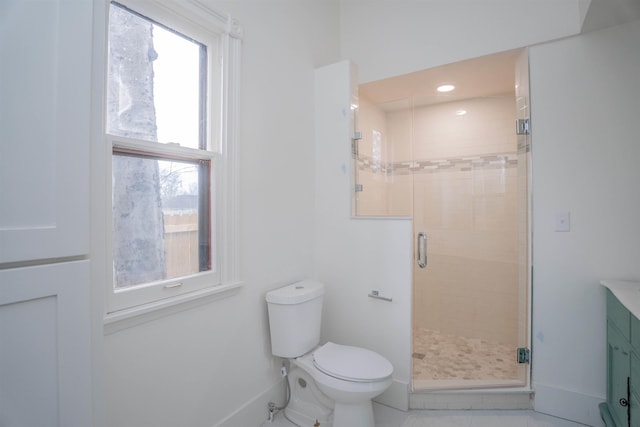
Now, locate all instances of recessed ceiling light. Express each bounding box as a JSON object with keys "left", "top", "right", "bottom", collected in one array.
[
  {"left": 456, "top": 109, "right": 467, "bottom": 116},
  {"left": 437, "top": 84, "right": 455, "bottom": 93}
]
